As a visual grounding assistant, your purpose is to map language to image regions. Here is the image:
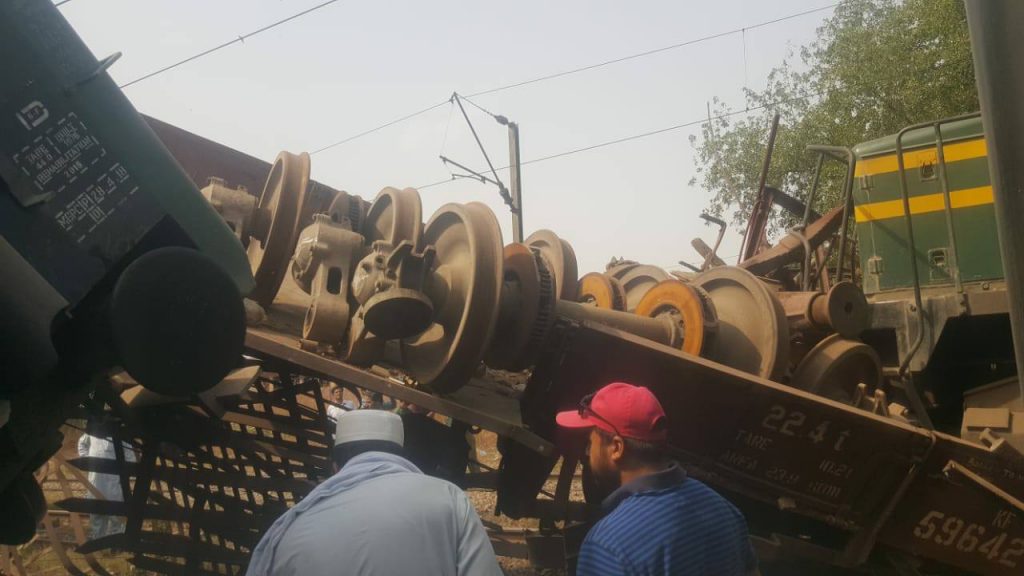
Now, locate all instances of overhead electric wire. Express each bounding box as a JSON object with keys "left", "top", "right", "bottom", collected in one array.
[
  {"left": 415, "top": 89, "right": 827, "bottom": 190},
  {"left": 55, "top": 0, "right": 76, "bottom": 6},
  {"left": 118, "top": 0, "right": 346, "bottom": 89},
  {"left": 311, "top": 92, "right": 498, "bottom": 156},
  {"left": 310, "top": 3, "right": 838, "bottom": 155},
  {"left": 309, "top": 100, "right": 450, "bottom": 154},
  {"left": 439, "top": 100, "right": 456, "bottom": 156},
  {"left": 457, "top": 93, "right": 501, "bottom": 120},
  {"left": 463, "top": 3, "right": 837, "bottom": 99}
]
